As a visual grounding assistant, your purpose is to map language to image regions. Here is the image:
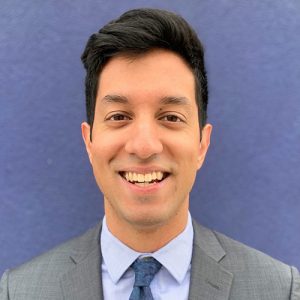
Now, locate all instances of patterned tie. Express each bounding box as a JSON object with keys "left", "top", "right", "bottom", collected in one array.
[{"left": 129, "top": 257, "right": 162, "bottom": 300}]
